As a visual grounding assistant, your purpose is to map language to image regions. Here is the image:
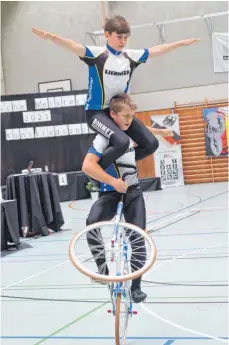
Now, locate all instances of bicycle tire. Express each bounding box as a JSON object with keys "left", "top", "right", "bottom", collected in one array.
[{"left": 69, "top": 220, "right": 156, "bottom": 283}]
